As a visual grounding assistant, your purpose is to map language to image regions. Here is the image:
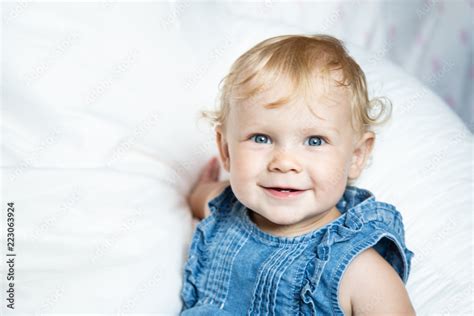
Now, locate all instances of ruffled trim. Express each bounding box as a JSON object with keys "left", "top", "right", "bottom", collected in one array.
[
  {"left": 207, "top": 185, "right": 237, "bottom": 217},
  {"left": 181, "top": 214, "right": 218, "bottom": 308},
  {"left": 182, "top": 185, "right": 239, "bottom": 309},
  {"left": 300, "top": 192, "right": 414, "bottom": 309},
  {"left": 300, "top": 205, "right": 365, "bottom": 304}
]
